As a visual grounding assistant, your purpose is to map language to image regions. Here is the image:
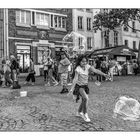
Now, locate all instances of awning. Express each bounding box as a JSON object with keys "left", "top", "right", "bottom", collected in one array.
[
  {"left": 108, "top": 46, "right": 136, "bottom": 56},
  {"left": 88, "top": 45, "right": 136, "bottom": 58}
]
